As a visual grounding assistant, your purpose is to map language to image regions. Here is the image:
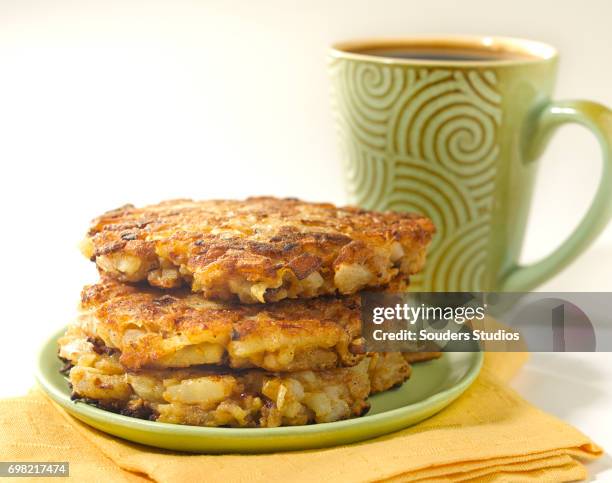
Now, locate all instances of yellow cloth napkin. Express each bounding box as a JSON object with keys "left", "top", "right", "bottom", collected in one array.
[{"left": 0, "top": 353, "right": 602, "bottom": 482}]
